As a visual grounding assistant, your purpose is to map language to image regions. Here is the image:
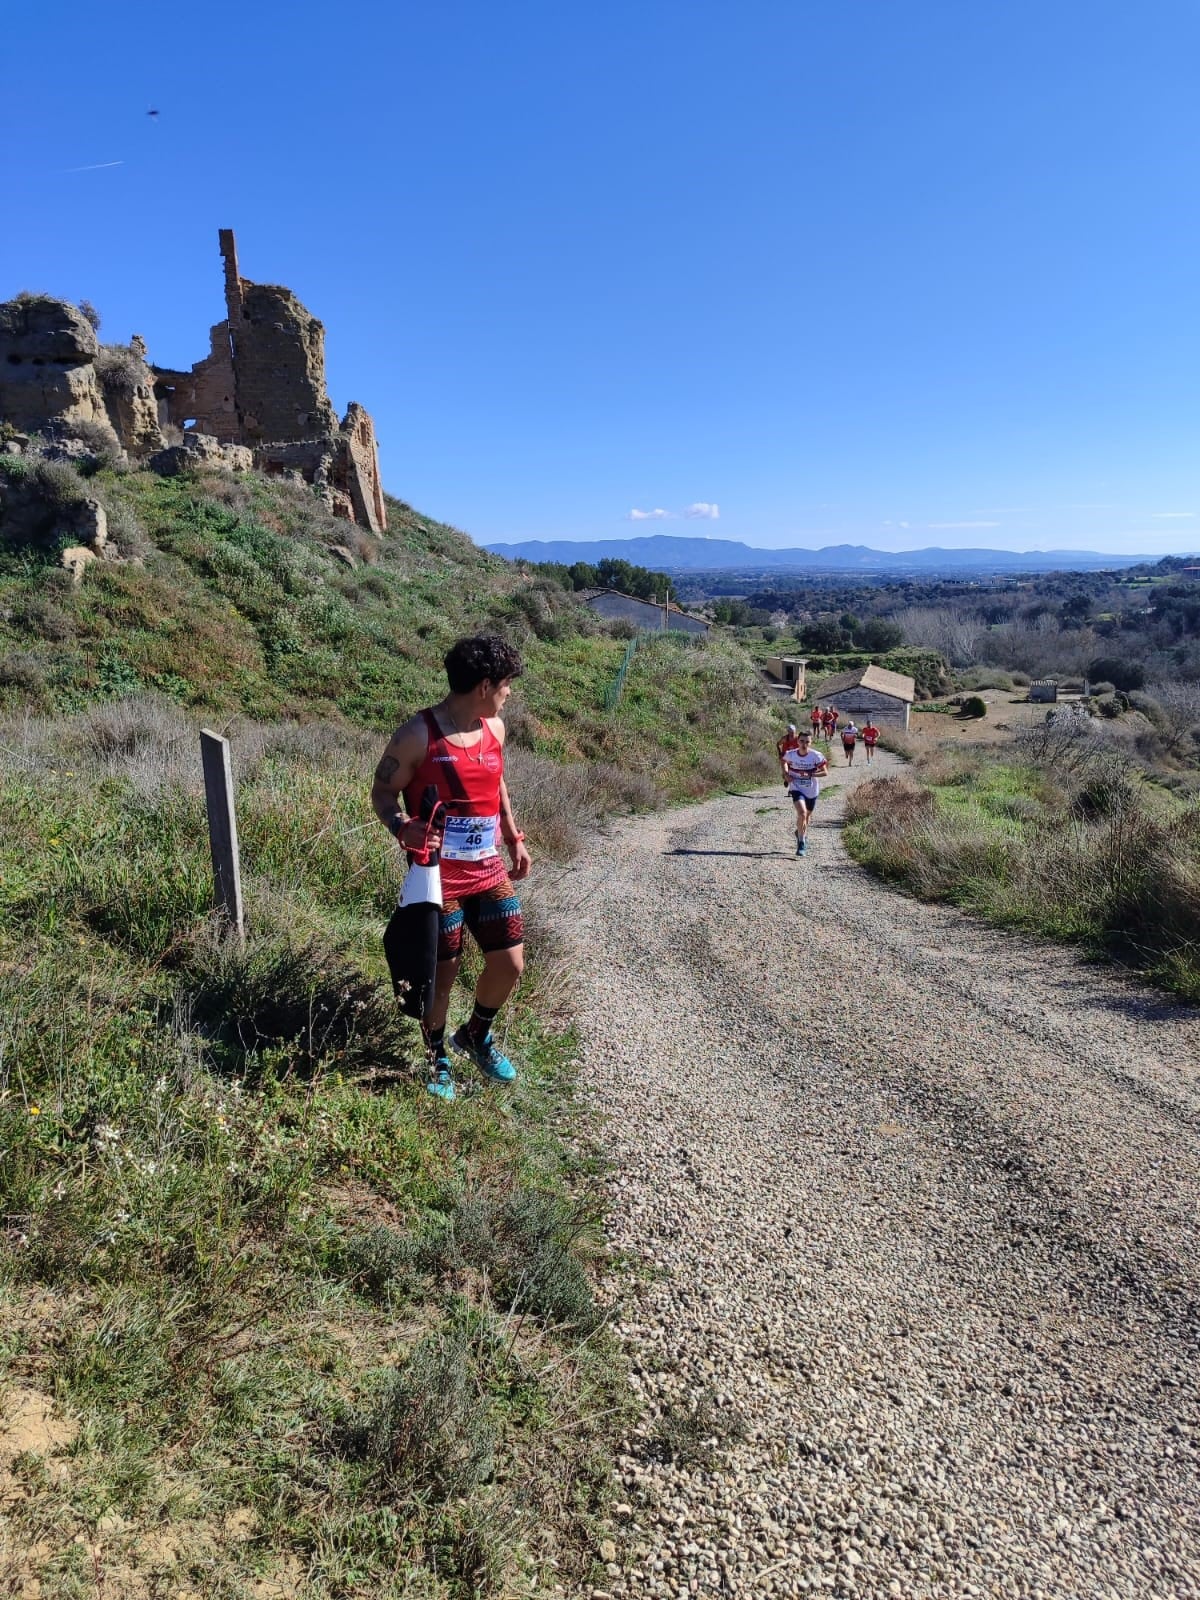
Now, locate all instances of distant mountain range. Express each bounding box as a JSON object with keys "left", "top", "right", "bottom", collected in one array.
[{"left": 484, "top": 534, "right": 1149, "bottom": 577}]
